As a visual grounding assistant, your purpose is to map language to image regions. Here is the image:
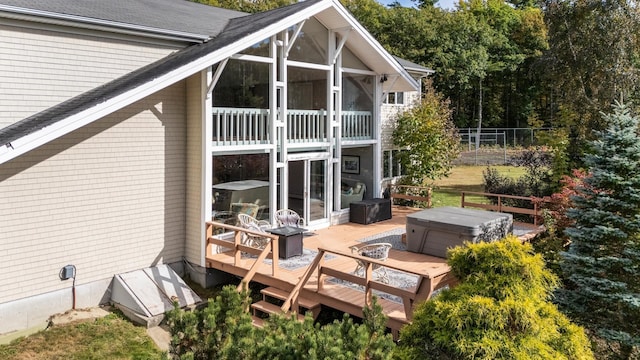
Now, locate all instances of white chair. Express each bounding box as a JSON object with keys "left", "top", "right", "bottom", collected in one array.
[
  {"left": 349, "top": 243, "right": 392, "bottom": 284},
  {"left": 274, "top": 209, "right": 305, "bottom": 228},
  {"left": 237, "top": 213, "right": 271, "bottom": 249}
]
